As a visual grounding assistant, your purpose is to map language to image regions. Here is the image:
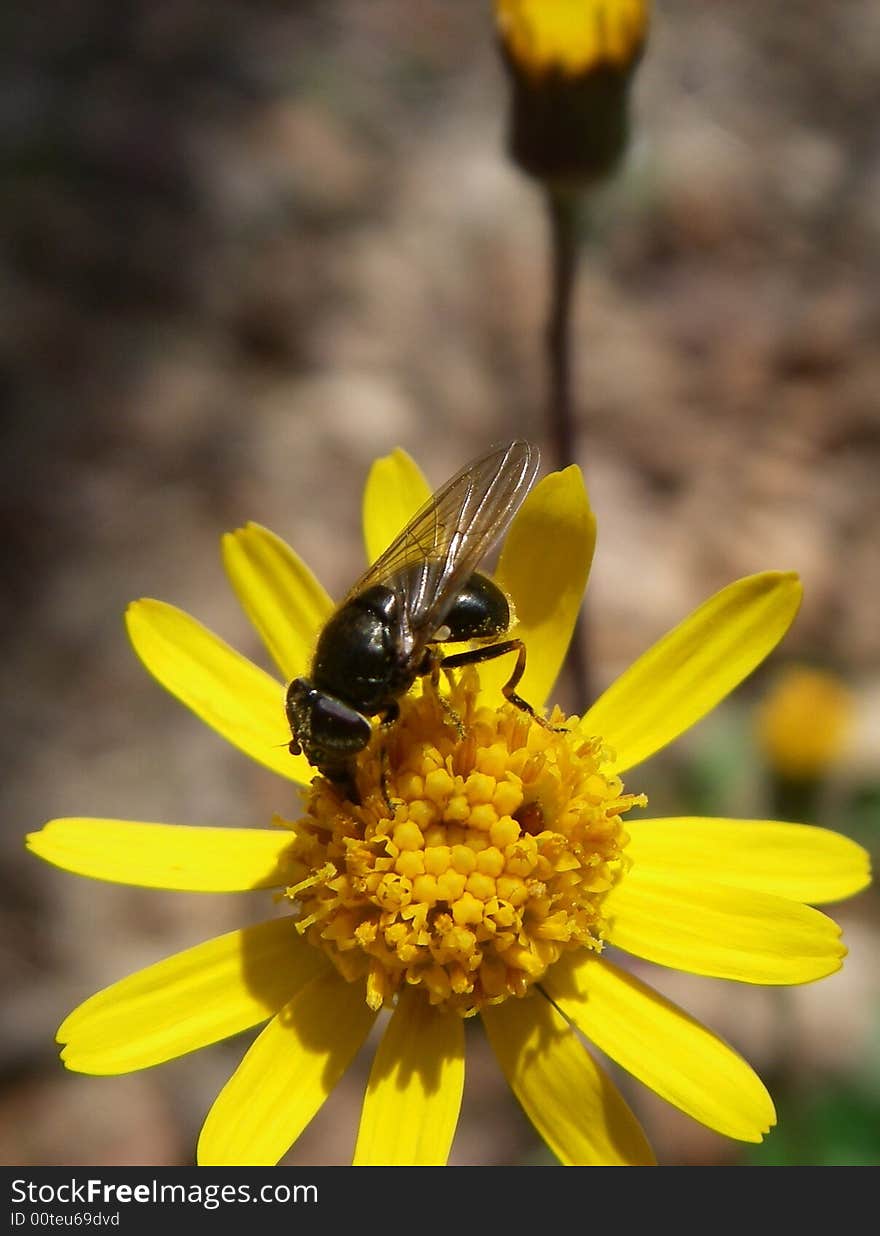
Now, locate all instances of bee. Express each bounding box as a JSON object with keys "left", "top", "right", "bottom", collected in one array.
[{"left": 286, "top": 440, "right": 544, "bottom": 802}]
